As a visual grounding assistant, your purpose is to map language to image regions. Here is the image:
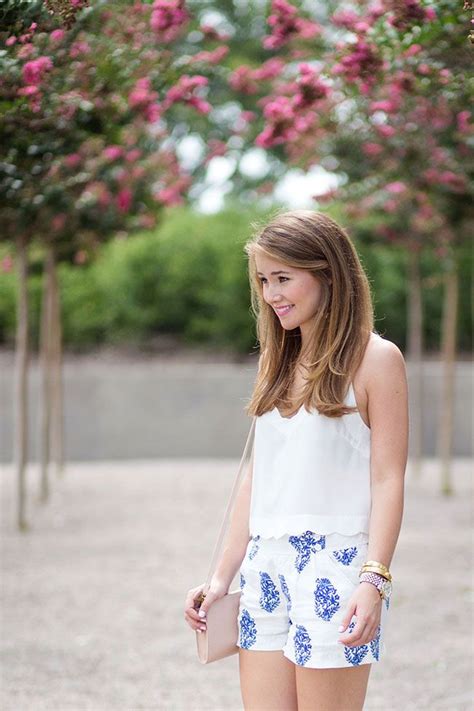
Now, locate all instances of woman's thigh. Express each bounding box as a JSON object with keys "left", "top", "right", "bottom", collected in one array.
[
  {"left": 239, "top": 649, "right": 297, "bottom": 711},
  {"left": 295, "top": 663, "right": 372, "bottom": 711}
]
